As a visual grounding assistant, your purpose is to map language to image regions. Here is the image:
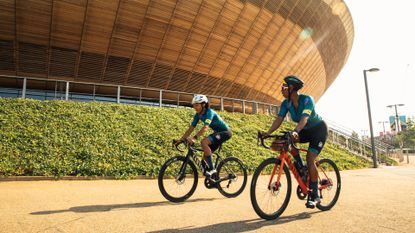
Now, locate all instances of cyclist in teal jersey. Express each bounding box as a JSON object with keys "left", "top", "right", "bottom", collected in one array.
[
  {"left": 263, "top": 75, "right": 328, "bottom": 209},
  {"left": 176, "top": 95, "right": 232, "bottom": 177}
]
